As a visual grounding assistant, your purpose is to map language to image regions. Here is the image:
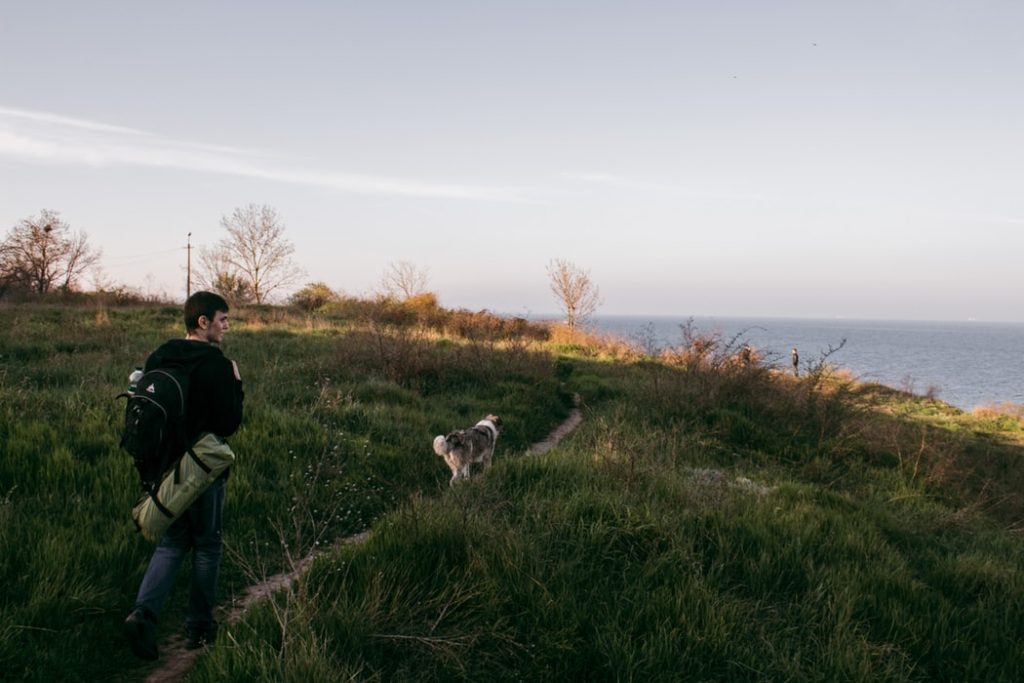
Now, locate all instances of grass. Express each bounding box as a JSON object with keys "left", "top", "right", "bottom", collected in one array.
[
  {"left": 0, "top": 302, "right": 569, "bottom": 681},
  {"left": 2, "top": 301, "right": 1023, "bottom": 681},
  {"left": 191, "top": 434, "right": 1024, "bottom": 681}
]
